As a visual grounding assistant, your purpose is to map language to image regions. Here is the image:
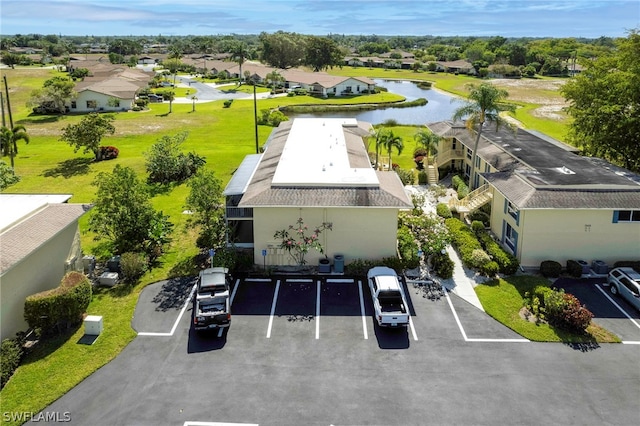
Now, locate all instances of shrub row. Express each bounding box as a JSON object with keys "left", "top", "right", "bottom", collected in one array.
[
  {"left": 445, "top": 218, "right": 495, "bottom": 275},
  {"left": 397, "top": 226, "right": 420, "bottom": 270},
  {"left": 431, "top": 251, "right": 454, "bottom": 279},
  {"left": 451, "top": 175, "right": 469, "bottom": 199},
  {"left": 119, "top": 252, "right": 148, "bottom": 284},
  {"left": 24, "top": 271, "right": 92, "bottom": 336},
  {"left": 475, "top": 228, "right": 520, "bottom": 275},
  {"left": 1, "top": 337, "right": 24, "bottom": 389}
]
